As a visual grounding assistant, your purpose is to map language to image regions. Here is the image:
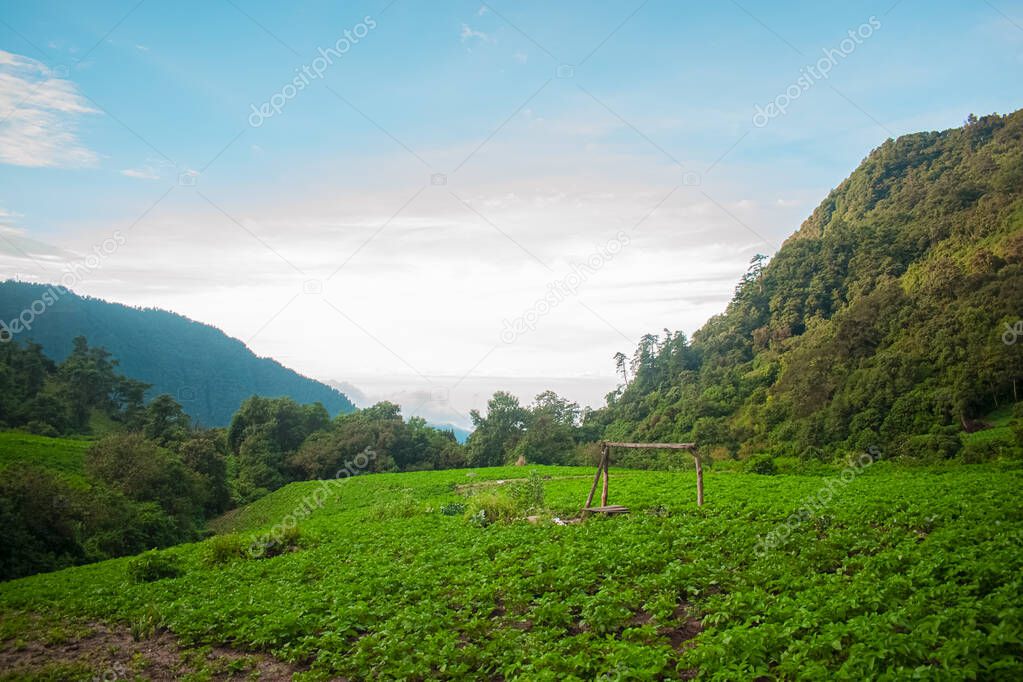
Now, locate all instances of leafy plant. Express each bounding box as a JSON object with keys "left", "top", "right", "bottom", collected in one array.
[
  {"left": 440, "top": 502, "right": 467, "bottom": 516},
  {"left": 509, "top": 471, "right": 546, "bottom": 512},
  {"left": 202, "top": 534, "right": 246, "bottom": 566},
  {"left": 744, "top": 454, "right": 777, "bottom": 475},
  {"left": 466, "top": 491, "right": 520, "bottom": 525},
  {"left": 125, "top": 550, "right": 182, "bottom": 583}
]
